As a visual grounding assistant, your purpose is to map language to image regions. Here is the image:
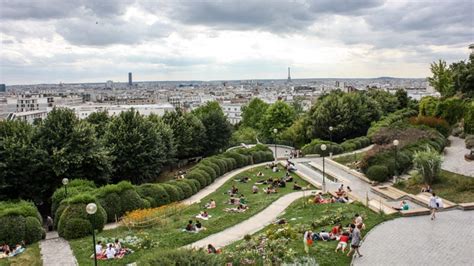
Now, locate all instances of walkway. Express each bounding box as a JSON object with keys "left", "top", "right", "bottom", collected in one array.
[
  {"left": 353, "top": 210, "right": 474, "bottom": 266},
  {"left": 186, "top": 190, "right": 318, "bottom": 249},
  {"left": 442, "top": 136, "right": 474, "bottom": 177},
  {"left": 40, "top": 232, "right": 77, "bottom": 266}
]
